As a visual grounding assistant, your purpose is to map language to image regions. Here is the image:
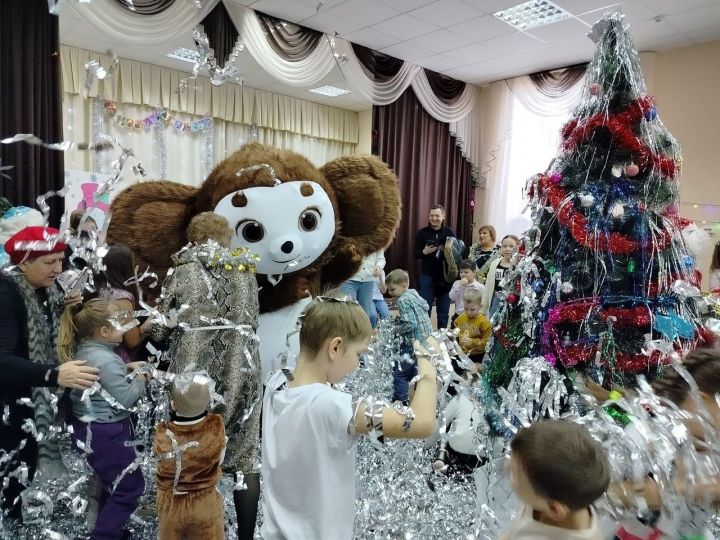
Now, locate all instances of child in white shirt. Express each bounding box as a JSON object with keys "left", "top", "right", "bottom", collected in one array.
[
  {"left": 449, "top": 259, "right": 485, "bottom": 324},
  {"left": 500, "top": 420, "right": 610, "bottom": 540},
  {"left": 261, "top": 297, "right": 438, "bottom": 540}
]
